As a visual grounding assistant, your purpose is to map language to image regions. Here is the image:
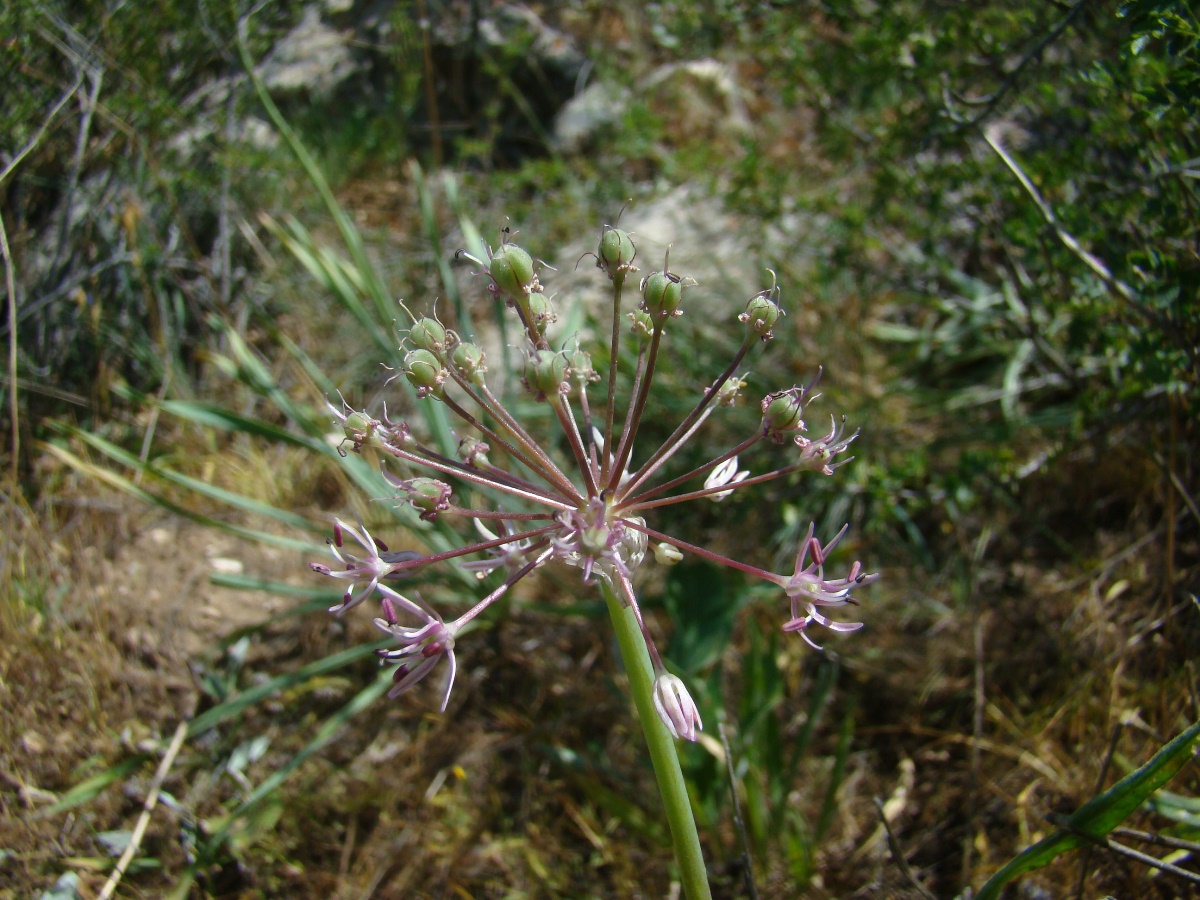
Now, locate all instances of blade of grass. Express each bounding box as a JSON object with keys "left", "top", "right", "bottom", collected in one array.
[
  {"left": 815, "top": 697, "right": 856, "bottom": 841},
  {"left": 186, "top": 640, "right": 387, "bottom": 737},
  {"left": 38, "top": 754, "right": 153, "bottom": 817},
  {"left": 59, "top": 425, "right": 323, "bottom": 535},
  {"left": 410, "top": 159, "right": 470, "bottom": 340},
  {"left": 261, "top": 214, "right": 397, "bottom": 361},
  {"left": 976, "top": 718, "right": 1200, "bottom": 900},
  {"left": 195, "top": 666, "right": 393, "bottom": 854},
  {"left": 40, "top": 441, "right": 320, "bottom": 553},
  {"left": 236, "top": 20, "right": 455, "bottom": 454}
]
